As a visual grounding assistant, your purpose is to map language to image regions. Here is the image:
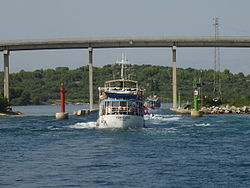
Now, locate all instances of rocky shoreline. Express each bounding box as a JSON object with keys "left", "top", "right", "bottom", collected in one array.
[
  {"left": 0, "top": 110, "right": 22, "bottom": 117},
  {"left": 200, "top": 105, "right": 250, "bottom": 114},
  {"left": 171, "top": 105, "right": 250, "bottom": 114}
]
